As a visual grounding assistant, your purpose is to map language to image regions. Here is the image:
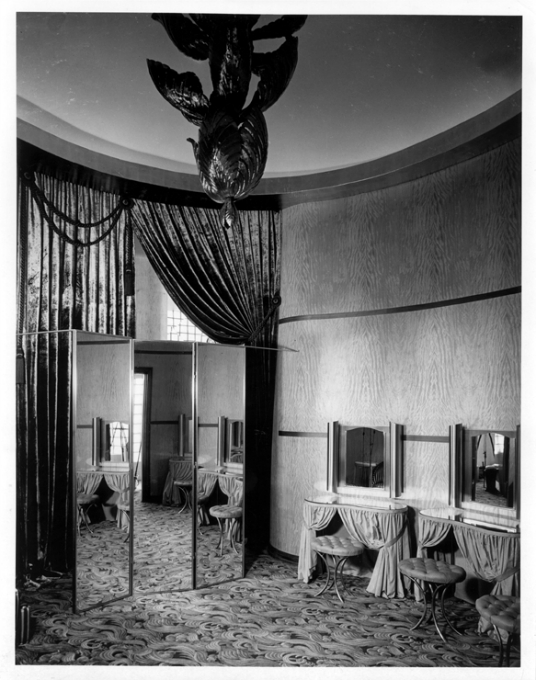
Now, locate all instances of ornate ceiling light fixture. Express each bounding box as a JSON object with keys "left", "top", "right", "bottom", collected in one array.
[{"left": 147, "top": 13, "right": 307, "bottom": 228}]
